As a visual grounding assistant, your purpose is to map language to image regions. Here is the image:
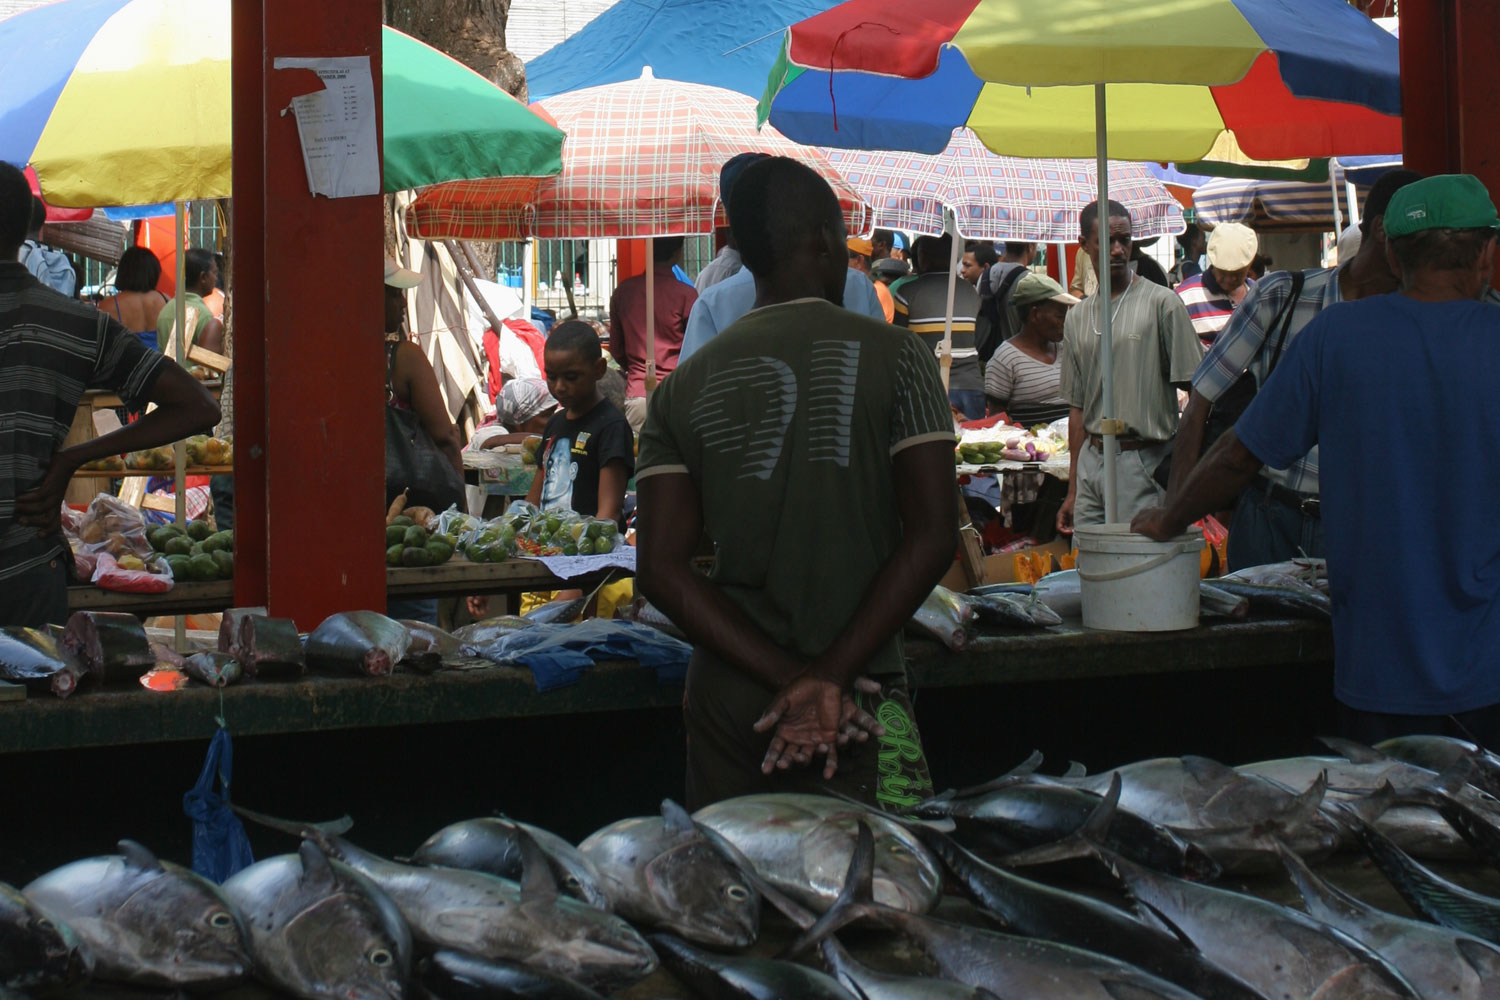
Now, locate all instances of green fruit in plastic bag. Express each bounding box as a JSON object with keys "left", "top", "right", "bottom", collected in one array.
[
  {"left": 487, "top": 545, "right": 510, "bottom": 564},
  {"left": 562, "top": 542, "right": 578, "bottom": 556},
  {"left": 186, "top": 519, "right": 214, "bottom": 542},
  {"left": 598, "top": 522, "right": 618, "bottom": 539},
  {"left": 403, "top": 525, "right": 428, "bottom": 548},
  {"left": 576, "top": 537, "right": 595, "bottom": 555},
  {"left": 212, "top": 550, "right": 234, "bottom": 579},
  {"left": 387, "top": 543, "right": 405, "bottom": 567}
]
